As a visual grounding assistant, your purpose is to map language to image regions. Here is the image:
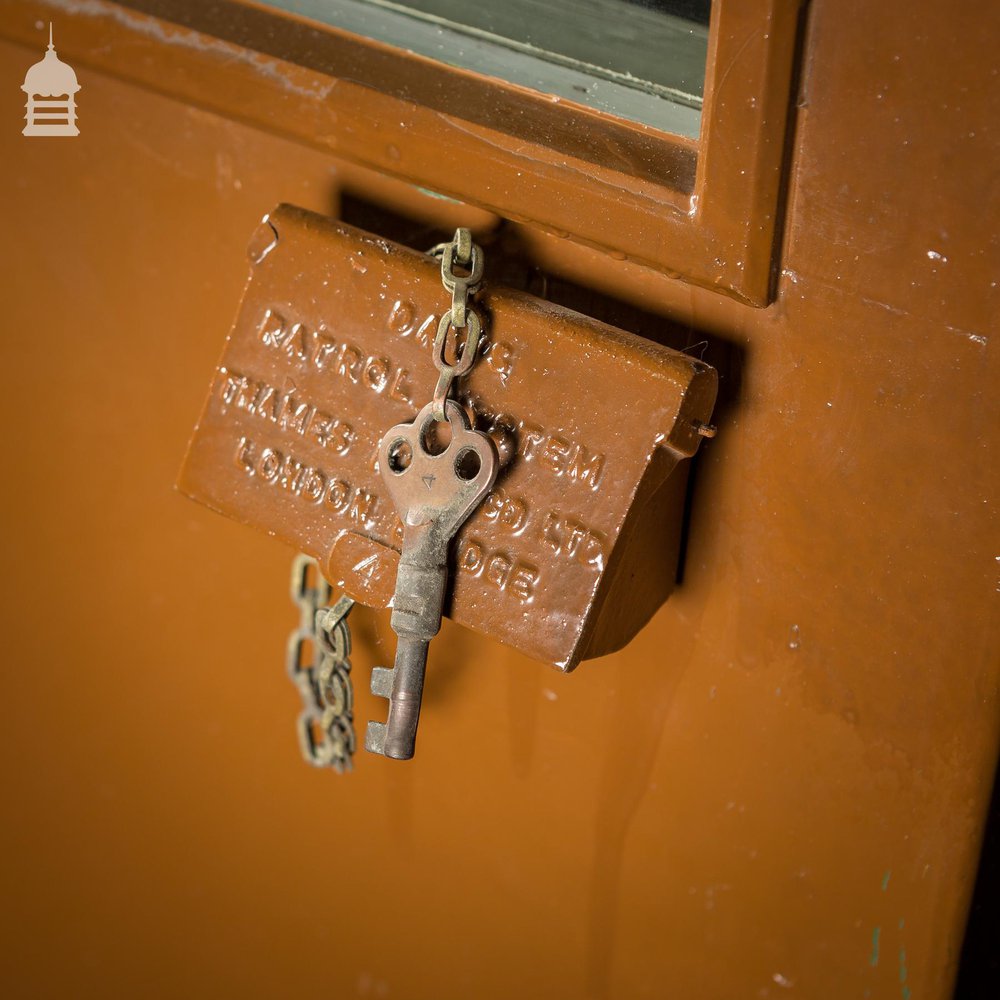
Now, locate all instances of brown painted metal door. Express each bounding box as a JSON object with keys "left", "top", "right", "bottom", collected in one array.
[{"left": 0, "top": 1, "right": 997, "bottom": 998}]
